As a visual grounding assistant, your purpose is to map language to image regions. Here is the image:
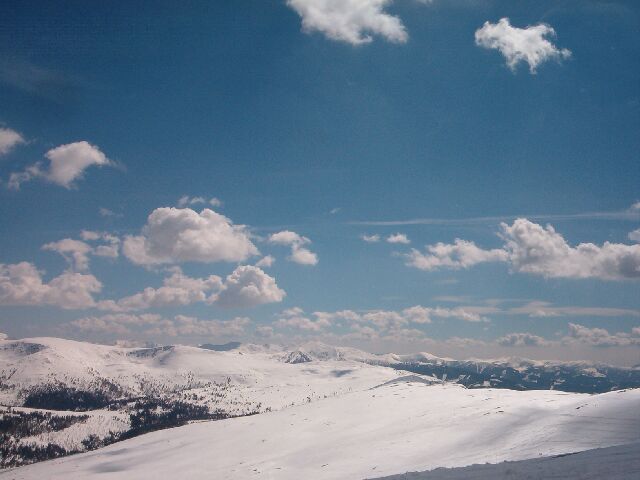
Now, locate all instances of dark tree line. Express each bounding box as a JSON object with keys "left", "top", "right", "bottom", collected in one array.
[
  {"left": 0, "top": 410, "right": 89, "bottom": 437},
  {"left": 23, "top": 385, "right": 111, "bottom": 411}
]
